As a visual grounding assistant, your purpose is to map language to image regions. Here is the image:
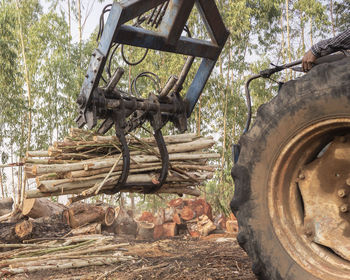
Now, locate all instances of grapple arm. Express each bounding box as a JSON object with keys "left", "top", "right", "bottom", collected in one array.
[{"left": 75, "top": 0, "right": 229, "bottom": 194}]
